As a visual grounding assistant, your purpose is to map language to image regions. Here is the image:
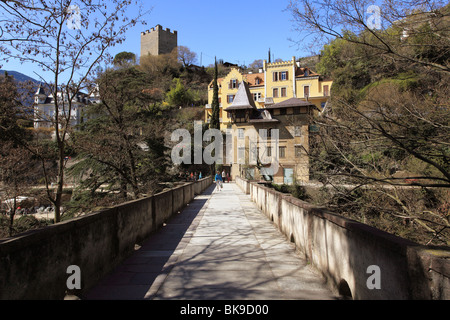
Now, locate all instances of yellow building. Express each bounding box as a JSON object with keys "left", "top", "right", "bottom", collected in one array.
[
  {"left": 204, "top": 56, "right": 332, "bottom": 184},
  {"left": 224, "top": 81, "right": 316, "bottom": 184},
  {"left": 205, "top": 56, "right": 332, "bottom": 131}
]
